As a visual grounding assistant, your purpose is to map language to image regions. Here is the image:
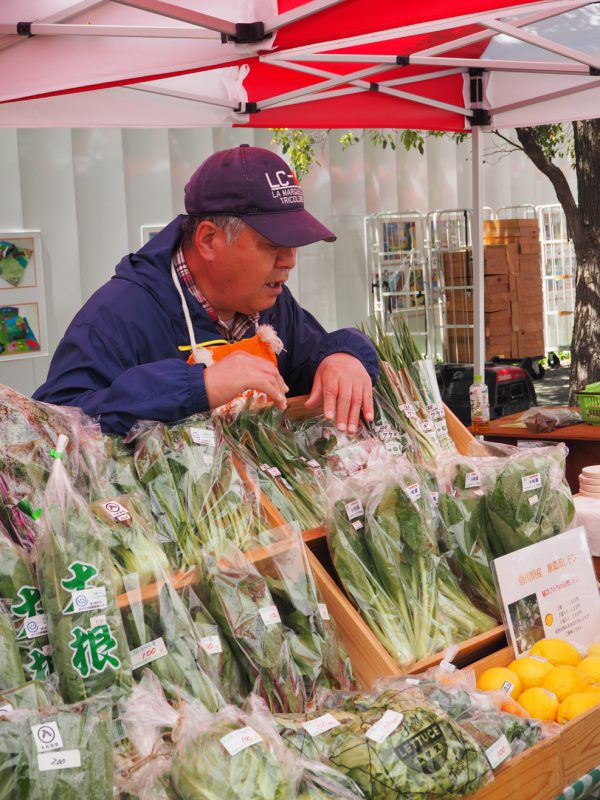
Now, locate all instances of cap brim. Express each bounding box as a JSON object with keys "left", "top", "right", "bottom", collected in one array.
[{"left": 240, "top": 209, "right": 336, "bottom": 247}]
